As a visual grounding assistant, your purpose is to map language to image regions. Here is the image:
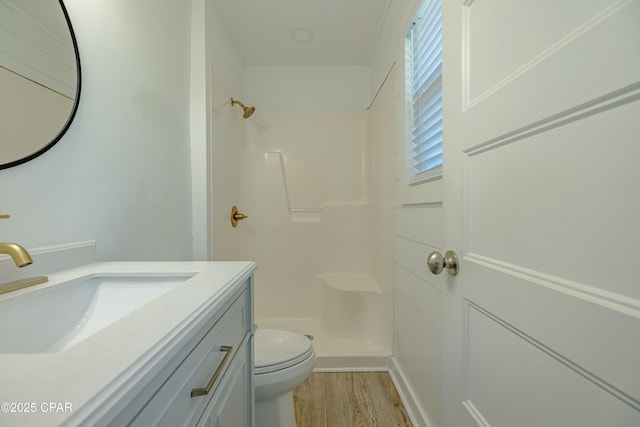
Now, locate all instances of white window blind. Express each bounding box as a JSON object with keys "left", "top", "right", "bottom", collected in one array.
[{"left": 406, "top": 0, "right": 442, "bottom": 183}]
